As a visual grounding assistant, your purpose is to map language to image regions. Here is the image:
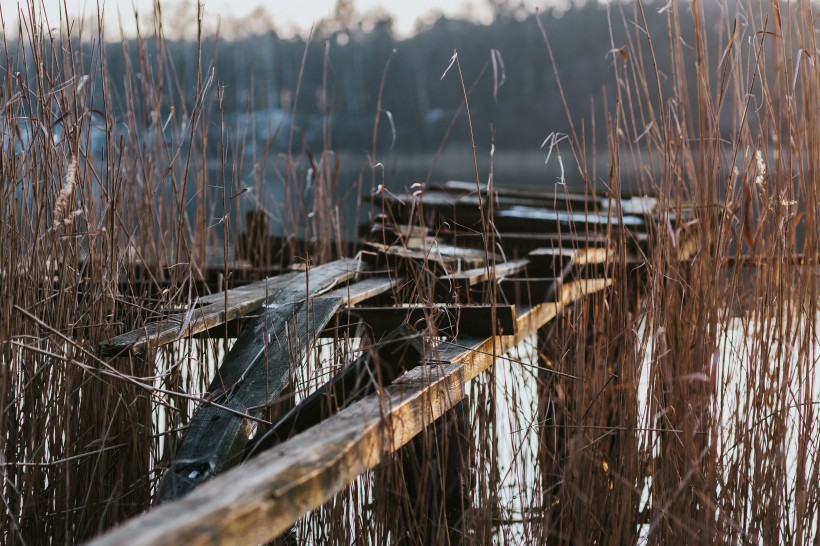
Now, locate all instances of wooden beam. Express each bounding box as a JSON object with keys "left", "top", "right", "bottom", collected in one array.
[
  {"left": 363, "top": 242, "right": 491, "bottom": 276},
  {"left": 320, "top": 304, "right": 518, "bottom": 339},
  {"left": 320, "top": 275, "right": 400, "bottom": 305},
  {"left": 98, "top": 259, "right": 363, "bottom": 357},
  {"left": 495, "top": 277, "right": 563, "bottom": 307},
  {"left": 496, "top": 206, "right": 646, "bottom": 233},
  {"left": 87, "top": 278, "right": 610, "bottom": 546}
]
